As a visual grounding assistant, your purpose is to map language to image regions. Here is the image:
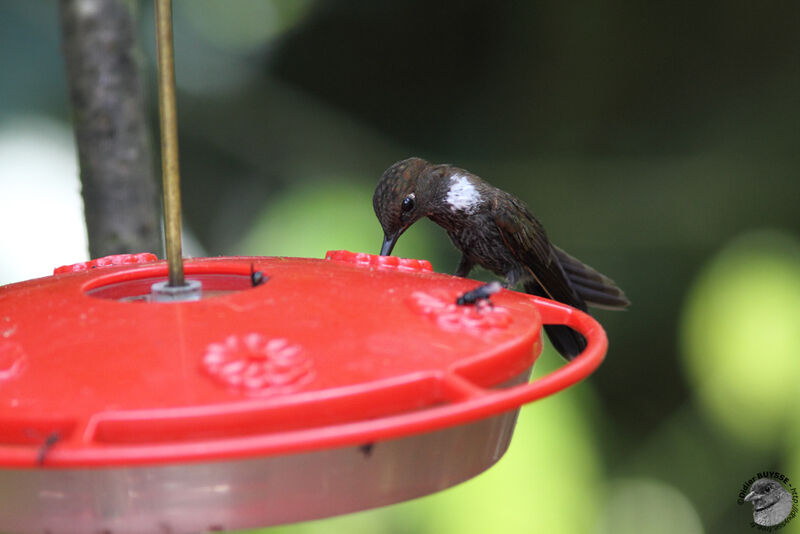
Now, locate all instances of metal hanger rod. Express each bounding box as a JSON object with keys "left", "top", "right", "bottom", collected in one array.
[{"left": 155, "top": 0, "right": 184, "bottom": 287}]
